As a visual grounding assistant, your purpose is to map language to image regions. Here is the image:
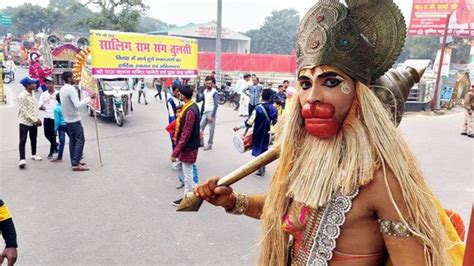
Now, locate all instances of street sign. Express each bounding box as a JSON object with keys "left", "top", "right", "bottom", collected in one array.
[{"left": 0, "top": 14, "right": 12, "bottom": 26}]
